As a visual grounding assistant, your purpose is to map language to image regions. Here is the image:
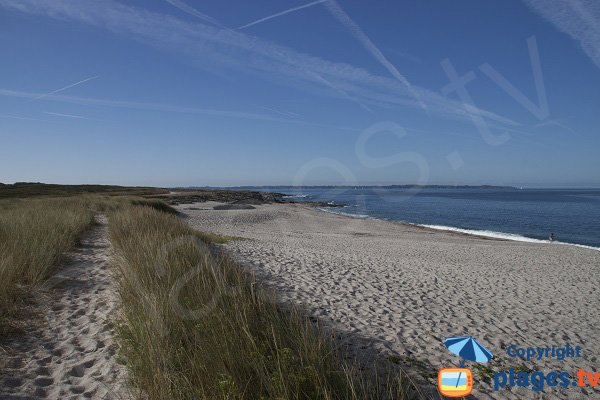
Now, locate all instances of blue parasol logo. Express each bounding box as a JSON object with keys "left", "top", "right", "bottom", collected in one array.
[{"left": 444, "top": 335, "right": 494, "bottom": 366}]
